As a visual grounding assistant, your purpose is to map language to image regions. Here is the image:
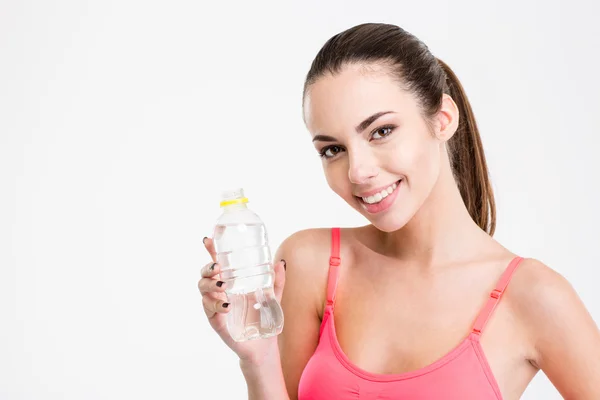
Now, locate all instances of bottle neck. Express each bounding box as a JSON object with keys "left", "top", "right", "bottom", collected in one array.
[{"left": 222, "top": 203, "right": 248, "bottom": 212}]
